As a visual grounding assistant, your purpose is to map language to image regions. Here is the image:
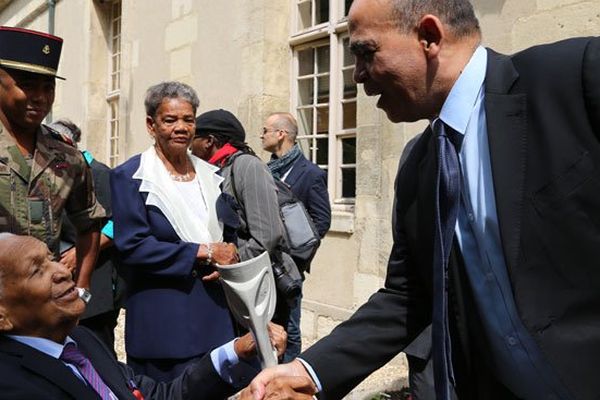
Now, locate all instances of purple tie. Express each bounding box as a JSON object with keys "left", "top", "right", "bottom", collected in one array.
[{"left": 60, "top": 342, "right": 114, "bottom": 400}]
